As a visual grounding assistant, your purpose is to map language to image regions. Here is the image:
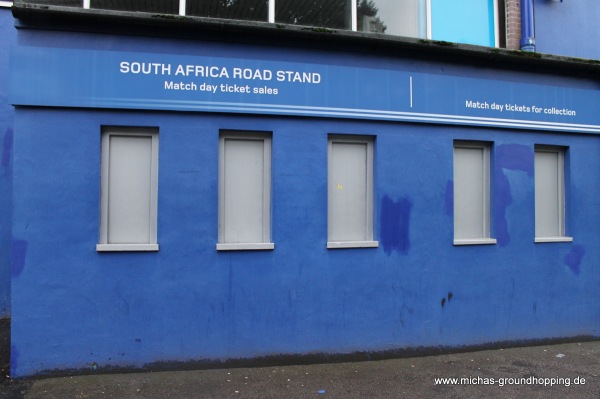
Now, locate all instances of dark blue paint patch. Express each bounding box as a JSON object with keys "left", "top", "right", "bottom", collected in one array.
[
  {"left": 11, "top": 239, "right": 28, "bottom": 278},
  {"left": 444, "top": 180, "right": 453, "bottom": 216},
  {"left": 494, "top": 144, "right": 534, "bottom": 247},
  {"left": 2, "top": 128, "right": 13, "bottom": 173},
  {"left": 380, "top": 195, "right": 412, "bottom": 256},
  {"left": 10, "top": 345, "right": 19, "bottom": 376},
  {"left": 564, "top": 245, "right": 585, "bottom": 275},
  {"left": 494, "top": 169, "right": 512, "bottom": 247},
  {"left": 496, "top": 144, "right": 534, "bottom": 177}
]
